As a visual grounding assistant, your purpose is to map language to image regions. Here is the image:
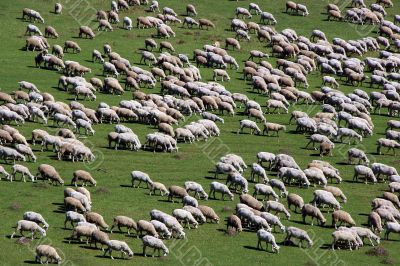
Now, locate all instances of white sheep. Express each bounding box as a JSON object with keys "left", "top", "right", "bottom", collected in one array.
[
  {"left": 340, "top": 227, "right": 380, "bottom": 246},
  {"left": 312, "top": 190, "right": 341, "bottom": 211},
  {"left": 264, "top": 201, "right": 290, "bottom": 220},
  {"left": 35, "top": 245, "right": 62, "bottom": 264},
  {"left": 131, "top": 170, "right": 153, "bottom": 188},
  {"left": 172, "top": 209, "right": 198, "bottom": 229},
  {"left": 103, "top": 240, "right": 134, "bottom": 259},
  {"left": 23, "top": 211, "right": 49, "bottom": 230},
  {"left": 371, "top": 163, "right": 398, "bottom": 182},
  {"left": 183, "top": 195, "right": 198, "bottom": 207},
  {"left": 142, "top": 235, "right": 169, "bottom": 257},
  {"left": 251, "top": 163, "right": 269, "bottom": 183},
  {"left": 237, "top": 119, "right": 261, "bottom": 135},
  {"left": 285, "top": 226, "right": 313, "bottom": 248},
  {"left": 269, "top": 179, "right": 288, "bottom": 197},
  {"left": 209, "top": 181, "right": 234, "bottom": 200},
  {"left": 0, "top": 166, "right": 10, "bottom": 180},
  {"left": 353, "top": 165, "right": 377, "bottom": 184},
  {"left": 347, "top": 148, "right": 369, "bottom": 165},
  {"left": 257, "top": 152, "right": 276, "bottom": 170},
  {"left": 123, "top": 16, "right": 133, "bottom": 30},
  {"left": 331, "top": 230, "right": 360, "bottom": 250},
  {"left": 151, "top": 220, "right": 172, "bottom": 239},
  {"left": 11, "top": 164, "right": 35, "bottom": 182},
  {"left": 64, "top": 211, "right": 86, "bottom": 228},
  {"left": 11, "top": 220, "right": 46, "bottom": 239},
  {"left": 257, "top": 229, "right": 280, "bottom": 253},
  {"left": 253, "top": 184, "right": 279, "bottom": 201}
]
